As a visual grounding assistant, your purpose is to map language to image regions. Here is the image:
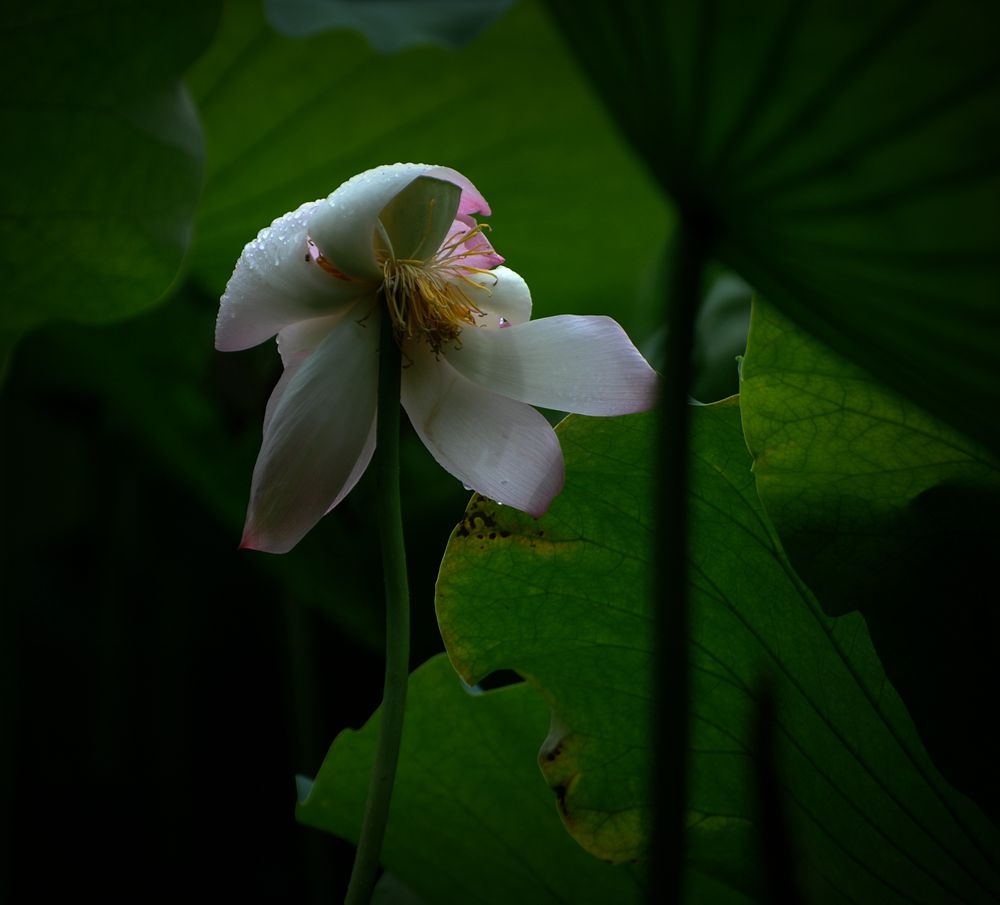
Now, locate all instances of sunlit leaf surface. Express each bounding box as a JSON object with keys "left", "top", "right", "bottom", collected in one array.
[
  {"left": 437, "top": 402, "right": 1000, "bottom": 902},
  {"left": 741, "top": 298, "right": 1000, "bottom": 820}
]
